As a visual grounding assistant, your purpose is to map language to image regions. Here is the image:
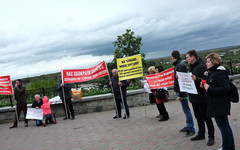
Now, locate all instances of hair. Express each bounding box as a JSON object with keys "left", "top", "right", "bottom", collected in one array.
[
  {"left": 35, "top": 94, "right": 40, "bottom": 98},
  {"left": 155, "top": 65, "right": 164, "bottom": 72},
  {"left": 171, "top": 50, "right": 181, "bottom": 59},
  {"left": 112, "top": 68, "right": 118, "bottom": 72},
  {"left": 16, "top": 79, "right": 22, "bottom": 83},
  {"left": 187, "top": 49, "right": 198, "bottom": 59},
  {"left": 205, "top": 53, "right": 222, "bottom": 66},
  {"left": 148, "top": 66, "right": 155, "bottom": 73}
]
